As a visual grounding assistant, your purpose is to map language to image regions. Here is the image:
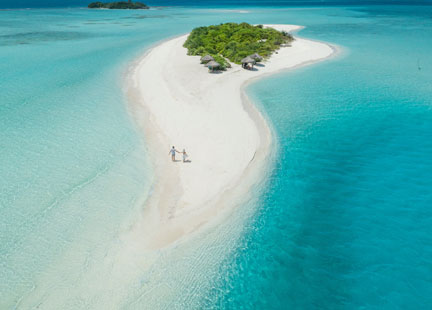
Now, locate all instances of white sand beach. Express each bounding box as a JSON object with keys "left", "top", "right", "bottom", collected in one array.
[{"left": 127, "top": 24, "right": 335, "bottom": 248}]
